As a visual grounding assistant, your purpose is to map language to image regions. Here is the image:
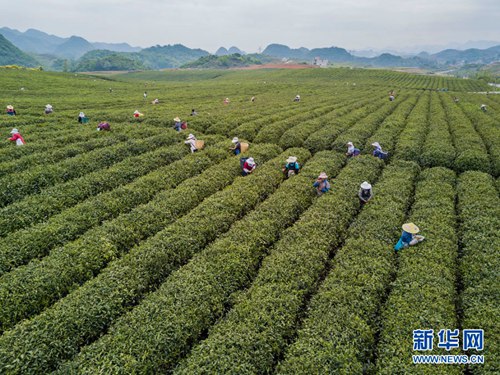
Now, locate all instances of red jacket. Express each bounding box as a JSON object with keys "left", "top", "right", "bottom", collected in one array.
[
  {"left": 243, "top": 161, "right": 255, "bottom": 173},
  {"left": 8, "top": 133, "right": 25, "bottom": 145}
]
